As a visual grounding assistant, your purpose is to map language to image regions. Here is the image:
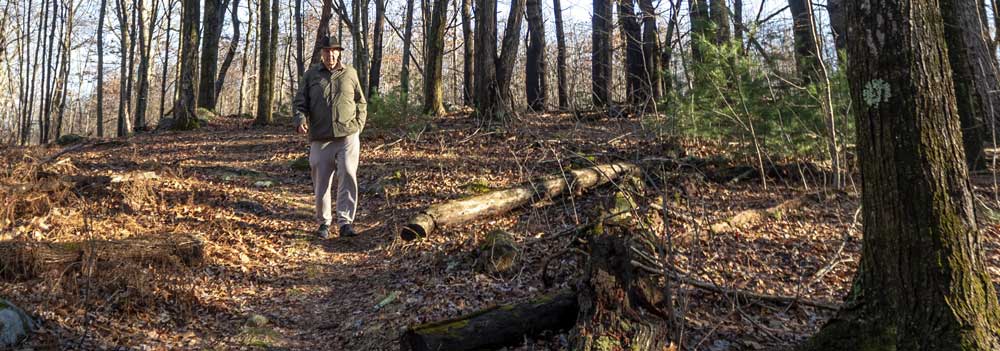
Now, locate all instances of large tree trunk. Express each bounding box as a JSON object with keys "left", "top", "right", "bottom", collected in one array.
[
  {"left": 473, "top": 0, "right": 499, "bottom": 118},
  {"left": 788, "top": 0, "right": 820, "bottom": 83},
  {"left": 802, "top": 0, "right": 1000, "bottom": 347},
  {"left": 709, "top": 0, "right": 730, "bottom": 44},
  {"left": 369, "top": 0, "right": 386, "bottom": 97},
  {"left": 461, "top": 0, "right": 474, "bottom": 107},
  {"left": 158, "top": 0, "right": 175, "bottom": 123},
  {"left": 309, "top": 0, "right": 332, "bottom": 66},
  {"left": 401, "top": 292, "right": 578, "bottom": 351},
  {"left": 174, "top": 0, "right": 200, "bottom": 130},
  {"left": 525, "top": 0, "right": 547, "bottom": 111},
  {"left": 618, "top": 0, "right": 644, "bottom": 106},
  {"left": 553, "top": 0, "right": 569, "bottom": 110},
  {"left": 215, "top": 0, "right": 241, "bottom": 103},
  {"left": 198, "top": 0, "right": 224, "bottom": 110},
  {"left": 253, "top": 0, "right": 275, "bottom": 126},
  {"left": 422, "top": 0, "right": 450, "bottom": 116},
  {"left": 115, "top": 0, "right": 132, "bottom": 138},
  {"left": 294, "top": 0, "right": 304, "bottom": 79},
  {"left": 638, "top": 0, "right": 660, "bottom": 103},
  {"left": 940, "top": 0, "right": 1000, "bottom": 171},
  {"left": 496, "top": 0, "right": 525, "bottom": 94},
  {"left": 349, "top": 0, "right": 370, "bottom": 94},
  {"left": 401, "top": 162, "right": 640, "bottom": 240},
  {"left": 135, "top": 0, "right": 158, "bottom": 132},
  {"left": 591, "top": 0, "right": 612, "bottom": 107}
]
